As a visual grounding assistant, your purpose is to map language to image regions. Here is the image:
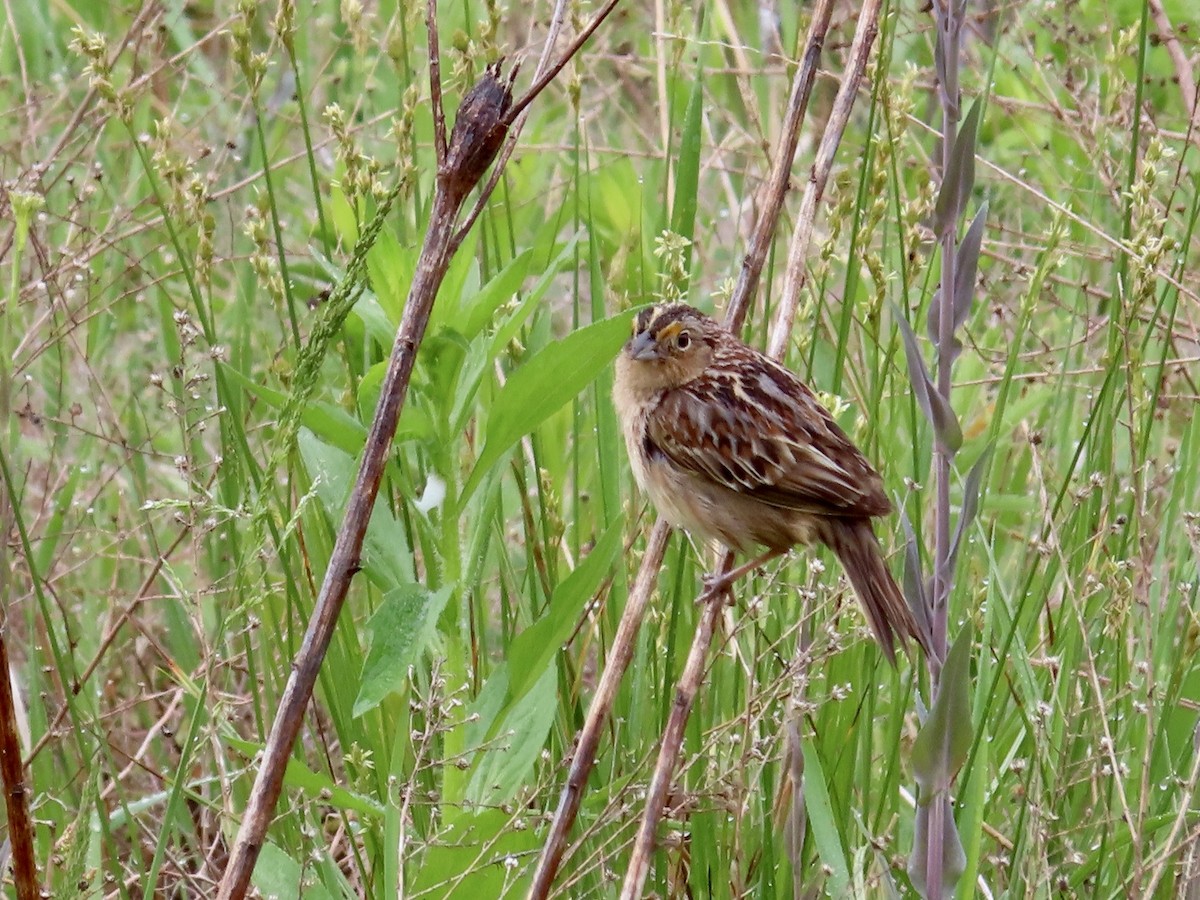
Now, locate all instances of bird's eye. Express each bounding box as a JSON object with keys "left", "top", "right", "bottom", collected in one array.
[{"left": 676, "top": 331, "right": 691, "bottom": 350}]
